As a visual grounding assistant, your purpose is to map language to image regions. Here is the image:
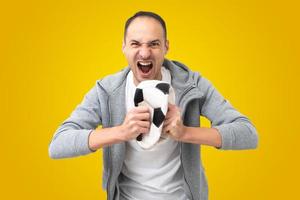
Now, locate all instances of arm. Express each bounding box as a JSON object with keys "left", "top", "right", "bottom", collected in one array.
[
  {"left": 88, "top": 127, "right": 124, "bottom": 151},
  {"left": 163, "top": 77, "right": 258, "bottom": 150},
  {"left": 199, "top": 77, "right": 258, "bottom": 150},
  {"left": 163, "top": 104, "right": 221, "bottom": 148},
  {"left": 49, "top": 85, "right": 102, "bottom": 159},
  {"left": 180, "top": 127, "right": 222, "bottom": 148},
  {"left": 88, "top": 106, "right": 151, "bottom": 151},
  {"left": 49, "top": 83, "right": 151, "bottom": 158}
]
